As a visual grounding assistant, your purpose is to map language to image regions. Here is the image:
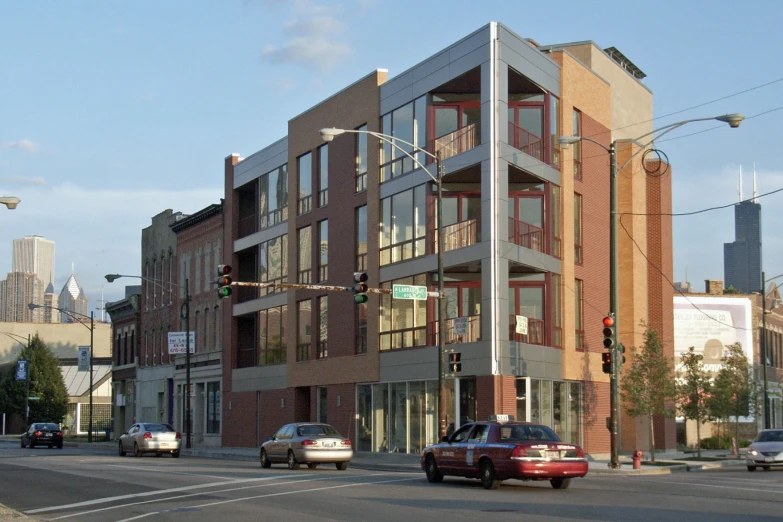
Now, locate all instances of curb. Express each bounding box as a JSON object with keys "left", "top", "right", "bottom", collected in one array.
[{"left": 588, "top": 459, "right": 746, "bottom": 475}]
